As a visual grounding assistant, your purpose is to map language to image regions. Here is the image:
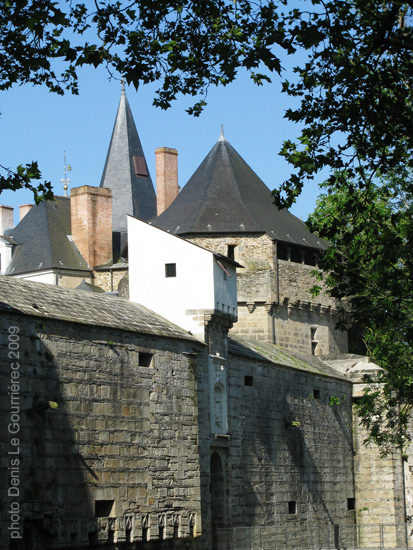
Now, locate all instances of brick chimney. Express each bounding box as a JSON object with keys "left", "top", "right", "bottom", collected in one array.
[
  {"left": 155, "top": 147, "right": 179, "bottom": 216},
  {"left": 0, "top": 205, "right": 14, "bottom": 235},
  {"left": 70, "top": 186, "right": 112, "bottom": 267},
  {"left": 19, "top": 204, "right": 32, "bottom": 222}
]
